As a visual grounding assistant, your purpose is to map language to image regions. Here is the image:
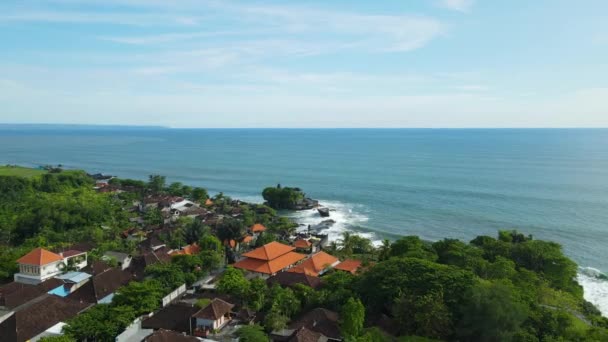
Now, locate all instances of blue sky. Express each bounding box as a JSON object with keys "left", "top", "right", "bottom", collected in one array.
[{"left": 1, "top": 0, "right": 607, "bottom": 128}]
